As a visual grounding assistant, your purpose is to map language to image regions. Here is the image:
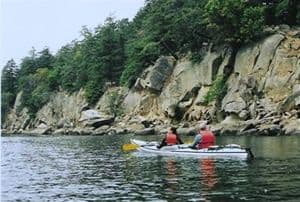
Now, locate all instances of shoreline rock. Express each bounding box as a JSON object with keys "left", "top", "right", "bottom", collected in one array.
[{"left": 2, "top": 117, "right": 300, "bottom": 136}]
